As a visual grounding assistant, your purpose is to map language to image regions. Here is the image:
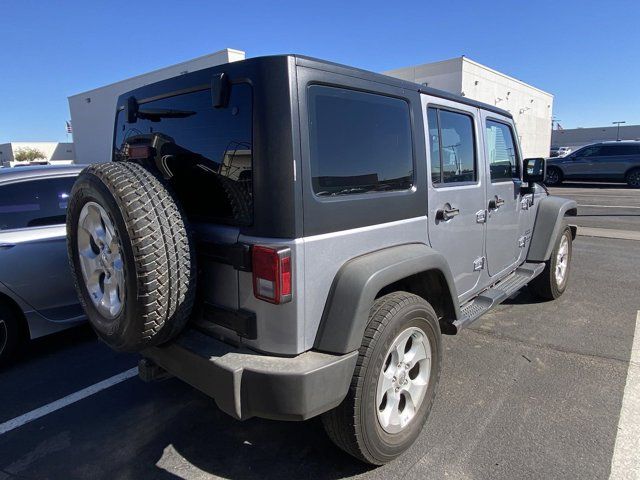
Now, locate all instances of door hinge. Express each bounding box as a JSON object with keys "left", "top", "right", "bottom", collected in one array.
[
  {"left": 518, "top": 235, "right": 527, "bottom": 248},
  {"left": 473, "top": 256, "right": 486, "bottom": 271},
  {"left": 476, "top": 210, "right": 487, "bottom": 223}
]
